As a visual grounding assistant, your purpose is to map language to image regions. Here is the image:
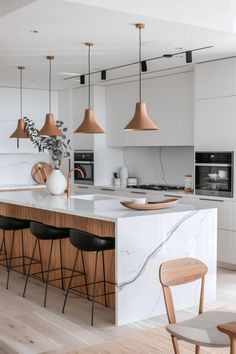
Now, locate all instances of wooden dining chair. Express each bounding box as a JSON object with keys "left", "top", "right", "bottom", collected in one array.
[{"left": 159, "top": 258, "right": 236, "bottom": 354}]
